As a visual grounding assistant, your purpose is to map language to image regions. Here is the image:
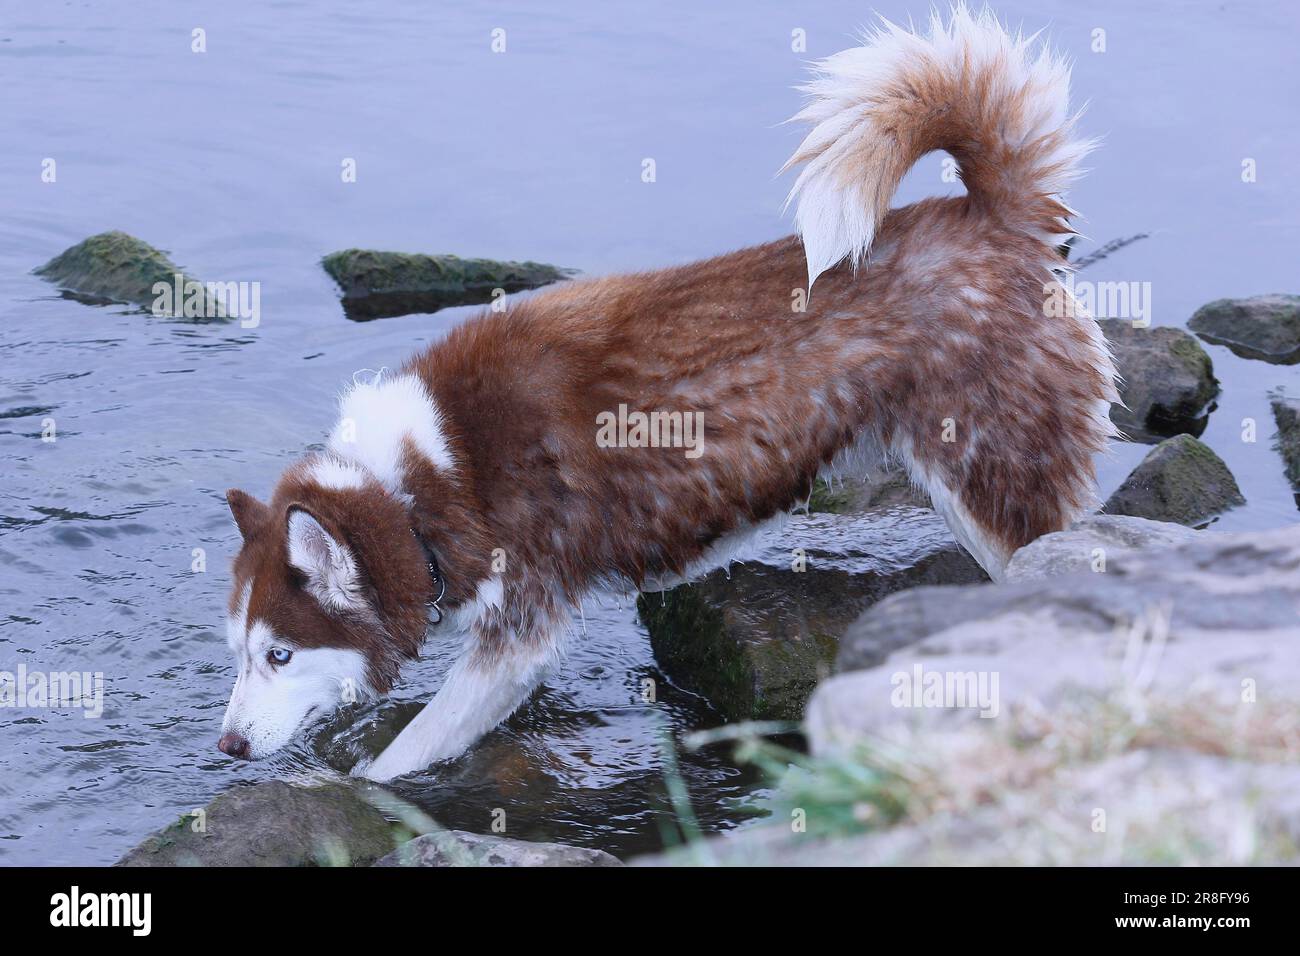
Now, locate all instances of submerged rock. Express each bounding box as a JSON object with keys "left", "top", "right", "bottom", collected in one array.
[
  {"left": 321, "top": 248, "right": 575, "bottom": 320},
  {"left": 116, "top": 780, "right": 403, "bottom": 867},
  {"left": 809, "top": 464, "right": 931, "bottom": 513},
  {"left": 1098, "top": 319, "right": 1218, "bottom": 442},
  {"left": 1188, "top": 294, "right": 1300, "bottom": 365},
  {"left": 1103, "top": 434, "right": 1244, "bottom": 525},
  {"left": 1004, "top": 514, "right": 1200, "bottom": 581},
  {"left": 34, "top": 231, "right": 221, "bottom": 316},
  {"left": 637, "top": 509, "right": 986, "bottom": 721},
  {"left": 376, "top": 830, "right": 621, "bottom": 867},
  {"left": 1272, "top": 393, "right": 1300, "bottom": 499},
  {"left": 632, "top": 524, "right": 1300, "bottom": 865}
]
